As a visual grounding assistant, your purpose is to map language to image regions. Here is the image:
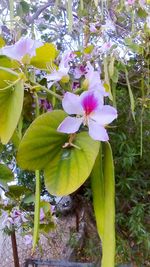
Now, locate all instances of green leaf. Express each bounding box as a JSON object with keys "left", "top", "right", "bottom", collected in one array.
[
  {"left": 101, "top": 142, "right": 115, "bottom": 267},
  {"left": 108, "top": 57, "right": 115, "bottom": 78},
  {"left": 5, "top": 185, "right": 31, "bottom": 199},
  {"left": 0, "top": 164, "right": 14, "bottom": 188},
  {"left": 44, "top": 131, "right": 99, "bottom": 196},
  {"left": 30, "top": 43, "right": 57, "bottom": 69},
  {"left": 91, "top": 142, "right": 115, "bottom": 267},
  {"left": 17, "top": 110, "right": 100, "bottom": 196},
  {"left": 111, "top": 67, "right": 119, "bottom": 84},
  {"left": 0, "top": 67, "right": 18, "bottom": 88},
  {"left": 125, "top": 38, "right": 143, "bottom": 54},
  {"left": 84, "top": 45, "right": 94, "bottom": 54},
  {"left": 137, "top": 8, "right": 147, "bottom": 18},
  {"left": 125, "top": 69, "right": 135, "bottom": 120},
  {"left": 0, "top": 72, "right": 24, "bottom": 144},
  {"left": 0, "top": 56, "right": 19, "bottom": 68},
  {"left": 17, "top": 110, "right": 68, "bottom": 170},
  {"left": 103, "top": 57, "right": 113, "bottom": 101},
  {"left": 91, "top": 143, "right": 104, "bottom": 239},
  {"left": 0, "top": 36, "right": 5, "bottom": 48},
  {"left": 22, "top": 193, "right": 35, "bottom": 204},
  {"left": 40, "top": 201, "right": 51, "bottom": 214}
]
